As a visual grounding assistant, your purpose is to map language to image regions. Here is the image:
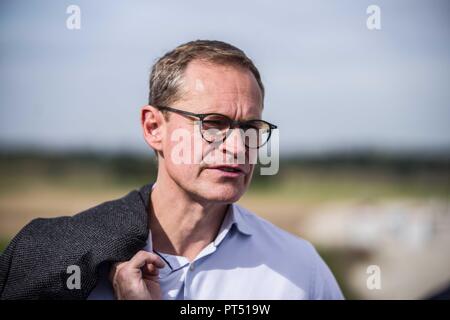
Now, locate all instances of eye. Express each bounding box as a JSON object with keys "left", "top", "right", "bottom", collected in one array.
[
  {"left": 244, "top": 120, "right": 270, "bottom": 132},
  {"left": 241, "top": 123, "right": 258, "bottom": 132},
  {"left": 202, "top": 115, "right": 229, "bottom": 130}
]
